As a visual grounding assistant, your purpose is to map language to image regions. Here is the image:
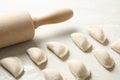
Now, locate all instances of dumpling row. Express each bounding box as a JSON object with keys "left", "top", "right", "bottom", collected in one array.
[
  {"left": 71, "top": 26, "right": 107, "bottom": 52},
  {"left": 0, "top": 26, "right": 117, "bottom": 79}
]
